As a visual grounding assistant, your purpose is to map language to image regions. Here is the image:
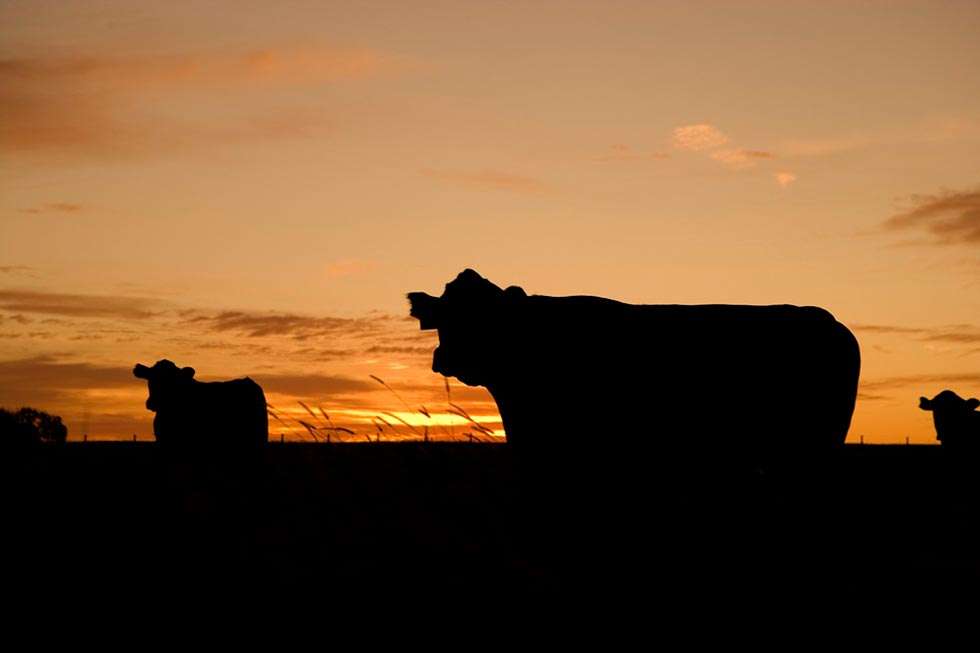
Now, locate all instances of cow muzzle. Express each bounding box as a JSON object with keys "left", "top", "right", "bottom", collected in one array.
[{"left": 408, "top": 292, "right": 442, "bottom": 330}]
